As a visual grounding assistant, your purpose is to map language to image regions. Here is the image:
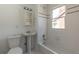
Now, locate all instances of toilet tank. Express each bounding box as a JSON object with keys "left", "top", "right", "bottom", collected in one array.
[{"left": 8, "top": 35, "right": 21, "bottom": 48}]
